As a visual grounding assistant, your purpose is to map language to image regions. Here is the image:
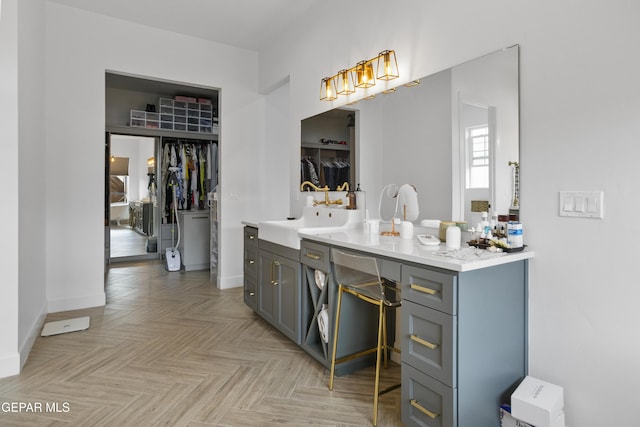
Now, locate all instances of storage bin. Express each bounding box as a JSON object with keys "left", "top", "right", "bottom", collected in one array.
[{"left": 131, "top": 110, "right": 146, "bottom": 119}]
